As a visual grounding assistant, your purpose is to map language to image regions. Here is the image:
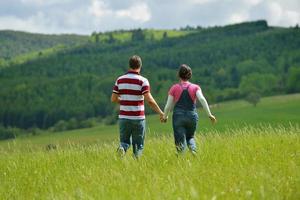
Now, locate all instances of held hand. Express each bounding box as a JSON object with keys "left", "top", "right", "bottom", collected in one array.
[
  {"left": 160, "top": 113, "right": 168, "bottom": 123},
  {"left": 162, "top": 116, "right": 168, "bottom": 123},
  {"left": 209, "top": 115, "right": 217, "bottom": 124}
]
